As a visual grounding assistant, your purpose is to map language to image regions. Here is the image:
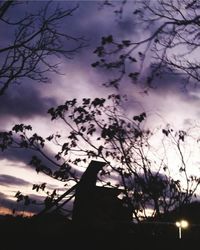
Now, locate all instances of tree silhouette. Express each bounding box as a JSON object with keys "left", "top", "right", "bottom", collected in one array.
[
  {"left": 93, "top": 0, "right": 200, "bottom": 89},
  {"left": 0, "top": 94, "right": 199, "bottom": 222},
  {"left": 0, "top": 1, "right": 85, "bottom": 96}
]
